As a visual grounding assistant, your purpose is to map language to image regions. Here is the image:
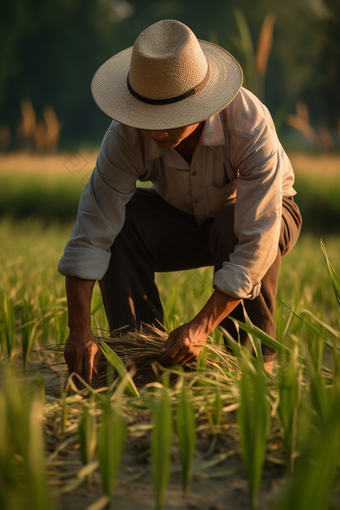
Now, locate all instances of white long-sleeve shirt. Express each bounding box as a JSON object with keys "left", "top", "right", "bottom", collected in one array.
[{"left": 58, "top": 88, "right": 296, "bottom": 299}]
